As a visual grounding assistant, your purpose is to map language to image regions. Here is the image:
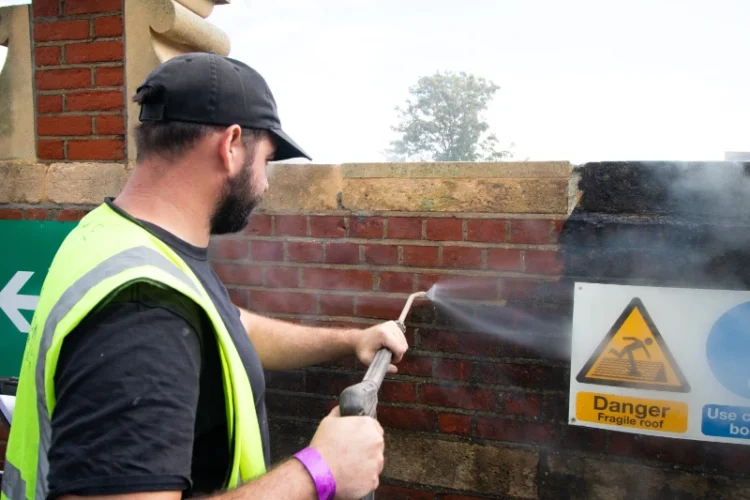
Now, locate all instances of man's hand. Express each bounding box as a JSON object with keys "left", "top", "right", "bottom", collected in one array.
[
  {"left": 310, "top": 406, "right": 385, "bottom": 499},
  {"left": 352, "top": 321, "right": 409, "bottom": 373}
]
